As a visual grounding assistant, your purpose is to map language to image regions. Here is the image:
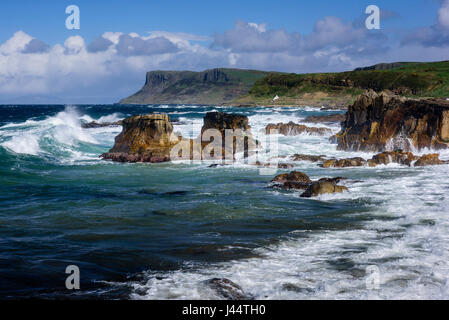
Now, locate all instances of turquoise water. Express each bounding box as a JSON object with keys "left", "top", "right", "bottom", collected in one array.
[{"left": 1, "top": 104, "right": 449, "bottom": 299}]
